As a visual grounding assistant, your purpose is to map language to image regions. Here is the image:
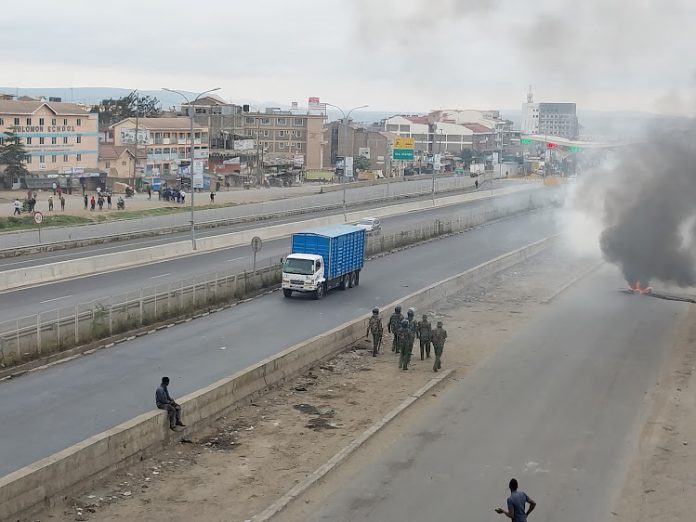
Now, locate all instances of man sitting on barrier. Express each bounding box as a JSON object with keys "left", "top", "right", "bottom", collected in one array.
[{"left": 155, "top": 376, "right": 186, "bottom": 431}]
